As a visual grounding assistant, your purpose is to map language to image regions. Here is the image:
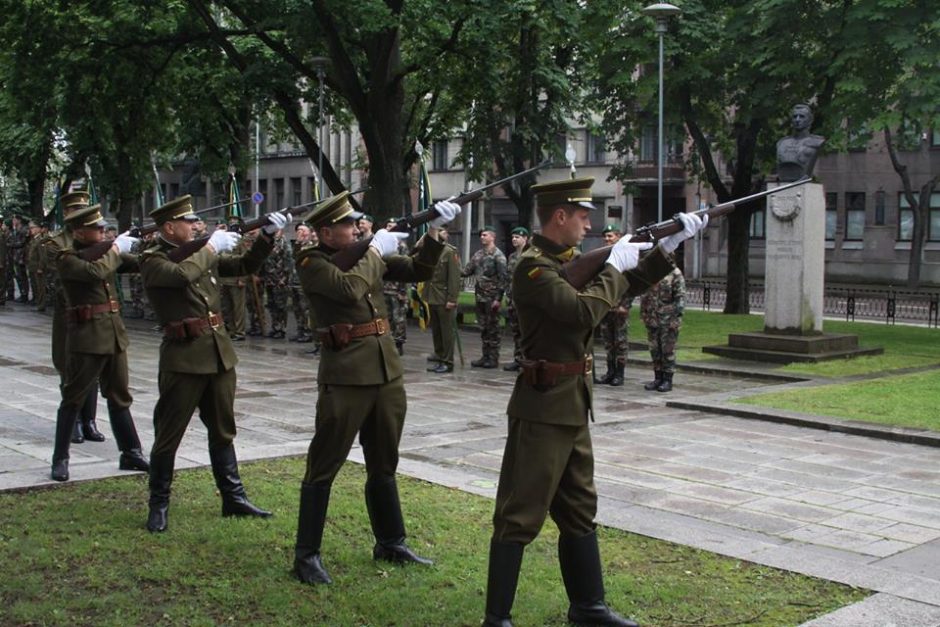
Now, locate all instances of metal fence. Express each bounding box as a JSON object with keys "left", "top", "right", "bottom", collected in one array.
[{"left": 686, "top": 280, "right": 940, "bottom": 328}]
